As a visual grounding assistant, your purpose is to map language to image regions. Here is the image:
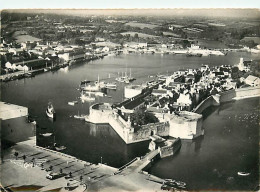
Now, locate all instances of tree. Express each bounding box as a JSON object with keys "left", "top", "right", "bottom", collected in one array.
[
  {"left": 14, "top": 152, "right": 19, "bottom": 160},
  {"left": 130, "top": 109, "right": 159, "bottom": 127},
  {"left": 22, "top": 155, "right": 26, "bottom": 163},
  {"left": 60, "top": 168, "right": 63, "bottom": 174}
]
